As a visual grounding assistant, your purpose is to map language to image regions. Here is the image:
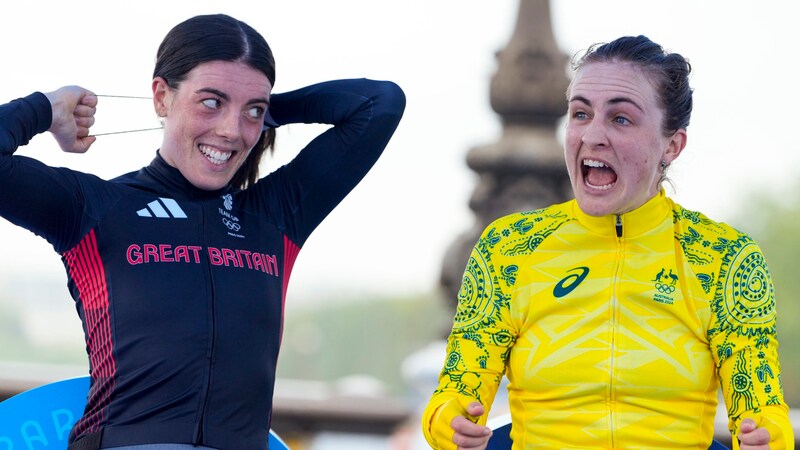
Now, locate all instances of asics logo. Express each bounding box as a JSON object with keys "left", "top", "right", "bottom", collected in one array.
[
  {"left": 137, "top": 198, "right": 187, "bottom": 219},
  {"left": 553, "top": 266, "right": 589, "bottom": 298}
]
